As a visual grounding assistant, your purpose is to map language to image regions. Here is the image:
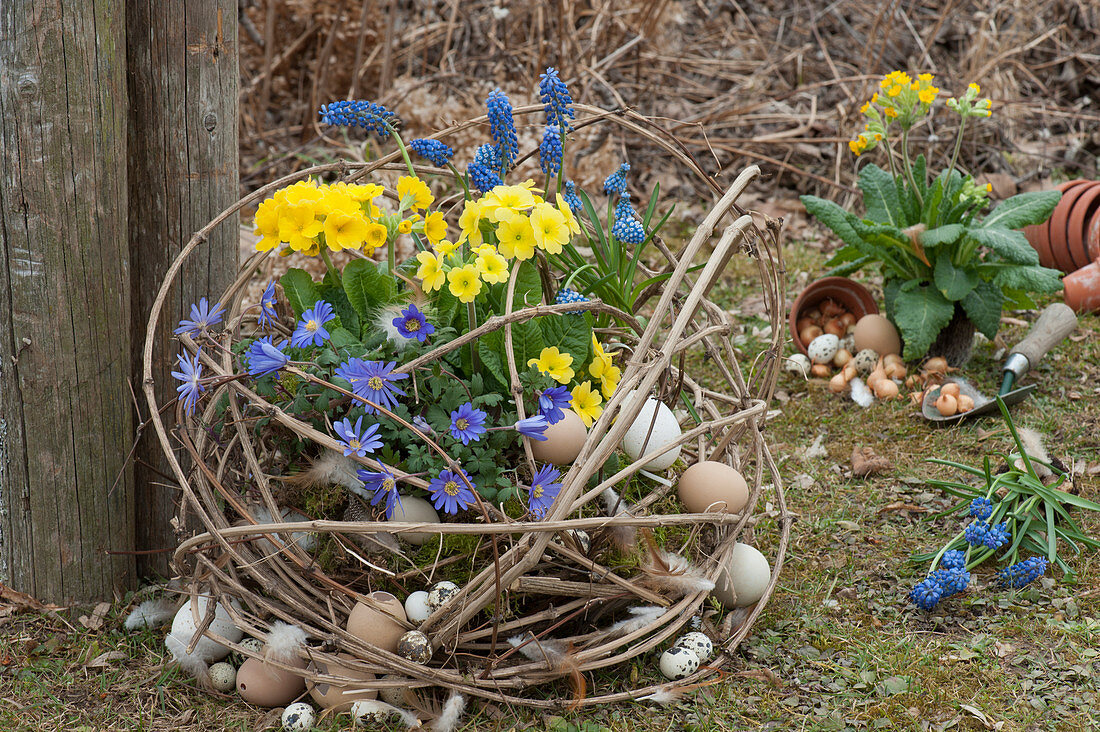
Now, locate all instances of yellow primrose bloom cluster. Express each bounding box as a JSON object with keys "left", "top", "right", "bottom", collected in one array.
[
  {"left": 253, "top": 176, "right": 445, "bottom": 257},
  {"left": 526, "top": 340, "right": 621, "bottom": 427},
  {"left": 850, "top": 71, "right": 940, "bottom": 156},
  {"left": 414, "top": 181, "right": 581, "bottom": 303},
  {"left": 945, "top": 82, "right": 993, "bottom": 119}
]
